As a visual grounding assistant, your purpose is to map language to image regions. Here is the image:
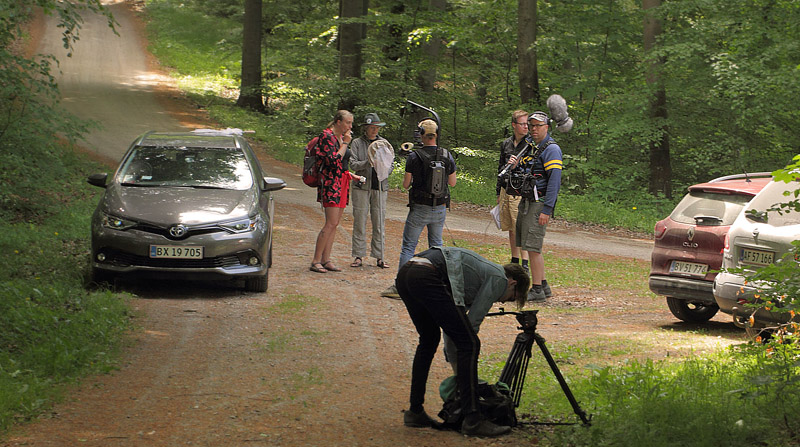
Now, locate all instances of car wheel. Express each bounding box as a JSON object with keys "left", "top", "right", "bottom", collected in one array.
[
  {"left": 245, "top": 273, "right": 268, "bottom": 293},
  {"left": 666, "top": 297, "right": 719, "bottom": 323}
]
